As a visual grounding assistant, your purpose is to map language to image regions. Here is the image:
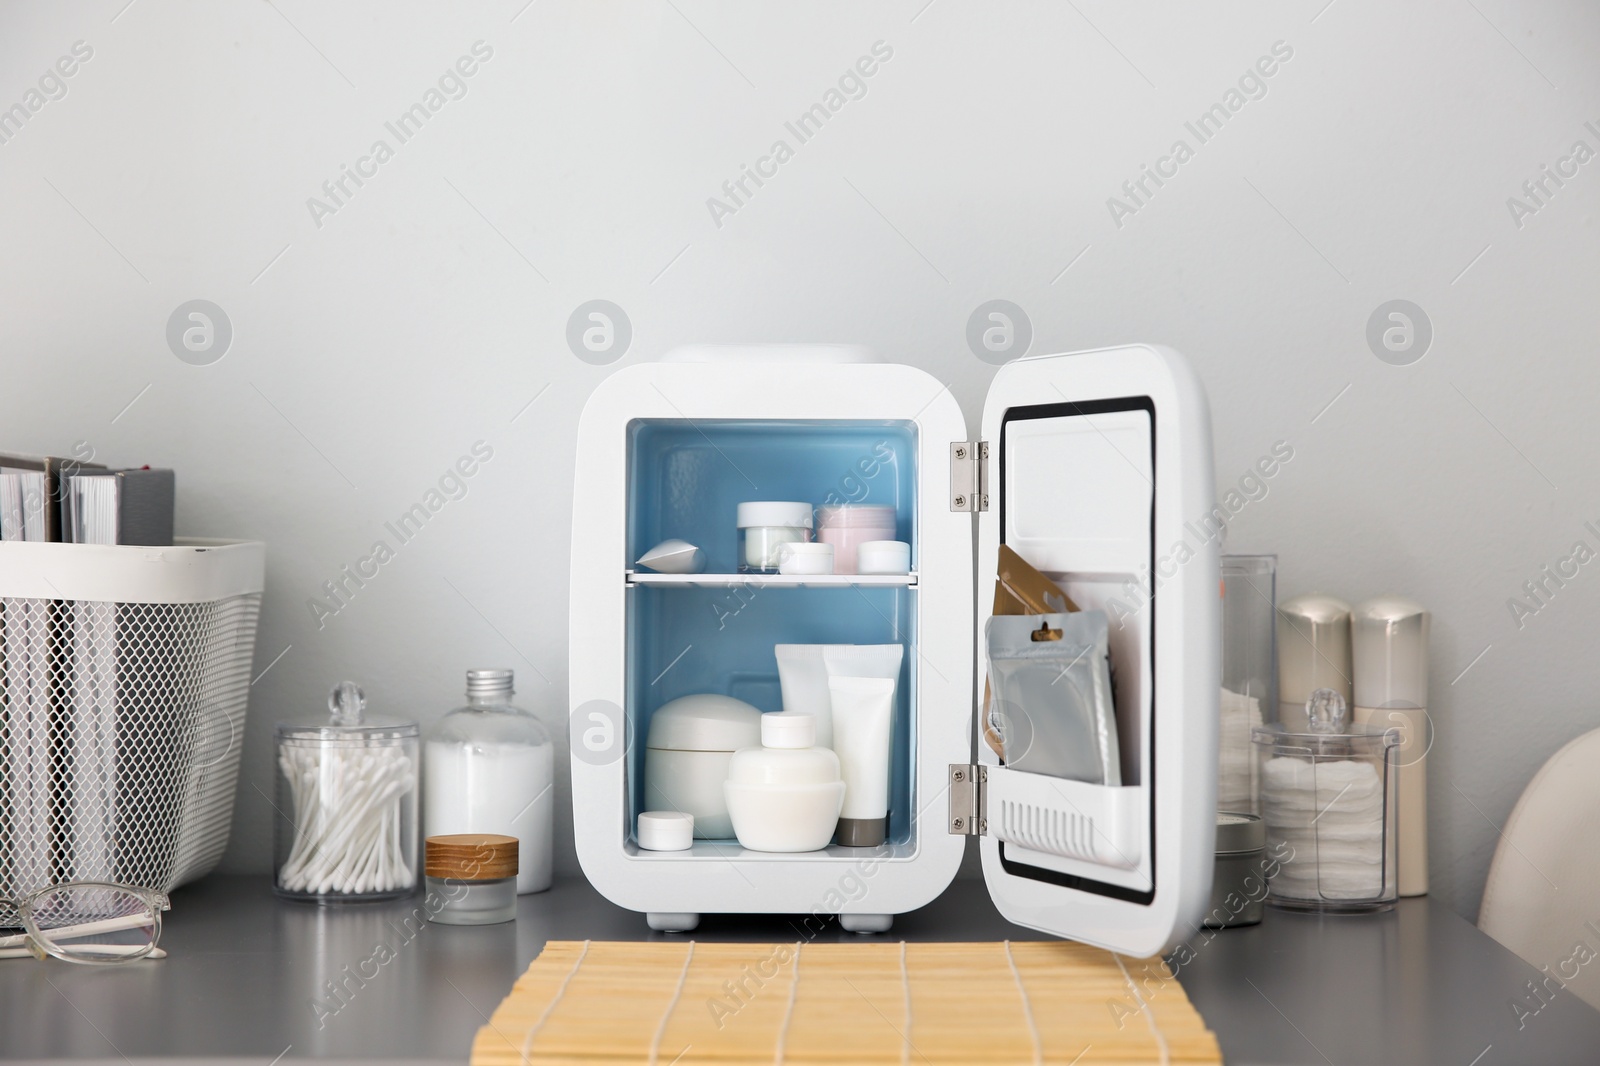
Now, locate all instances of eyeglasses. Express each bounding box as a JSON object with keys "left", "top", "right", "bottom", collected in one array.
[{"left": 0, "top": 882, "right": 170, "bottom": 964}]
